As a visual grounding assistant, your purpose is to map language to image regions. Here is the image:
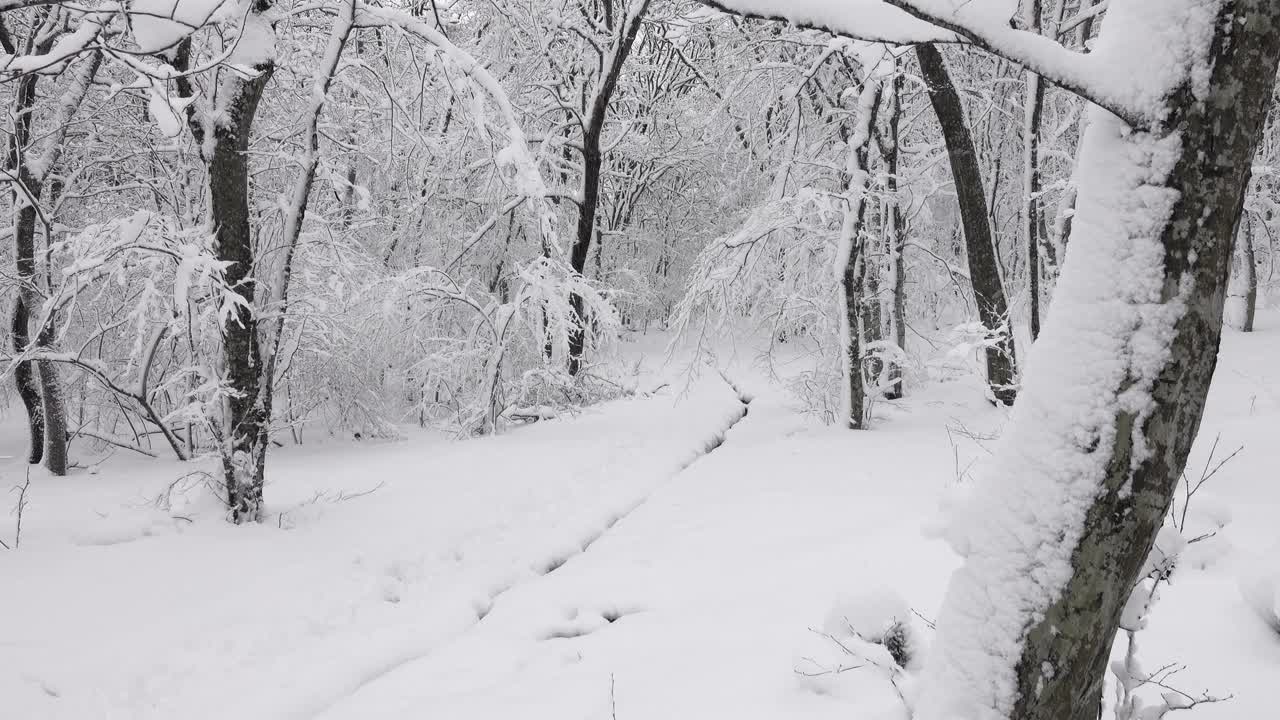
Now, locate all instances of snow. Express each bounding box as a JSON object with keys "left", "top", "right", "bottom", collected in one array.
[
  {"left": 226, "top": 7, "right": 277, "bottom": 68},
  {"left": 903, "top": 0, "right": 1235, "bottom": 712},
  {"left": 146, "top": 81, "right": 186, "bottom": 137},
  {"left": 707, "top": 1, "right": 1213, "bottom": 128},
  {"left": 129, "top": 0, "right": 229, "bottom": 54},
  {"left": 2, "top": 324, "right": 1278, "bottom": 720},
  {"left": 912, "top": 103, "right": 1185, "bottom": 719},
  {"left": 0, "top": 366, "right": 745, "bottom": 718},
  {"left": 703, "top": 0, "right": 957, "bottom": 43}
]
